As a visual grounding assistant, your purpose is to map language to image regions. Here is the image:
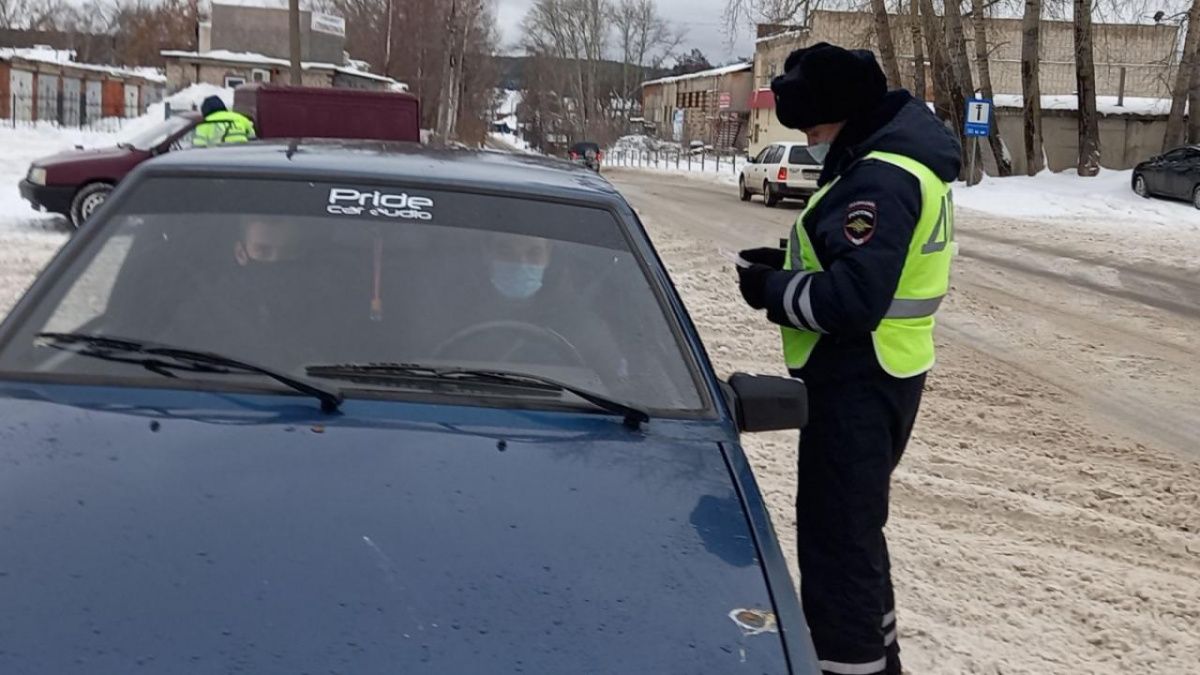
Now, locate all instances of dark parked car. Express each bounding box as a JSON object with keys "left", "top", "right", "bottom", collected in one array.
[
  {"left": 1132, "top": 145, "right": 1200, "bottom": 208},
  {"left": 569, "top": 141, "right": 603, "bottom": 172},
  {"left": 0, "top": 142, "right": 819, "bottom": 673}
]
